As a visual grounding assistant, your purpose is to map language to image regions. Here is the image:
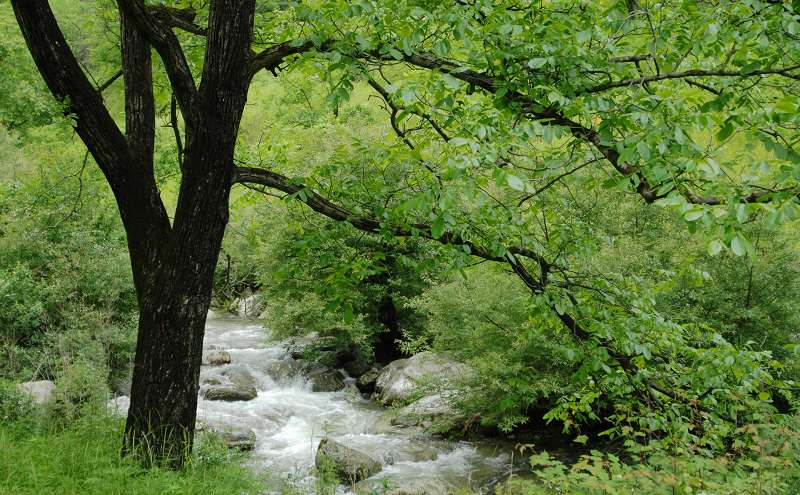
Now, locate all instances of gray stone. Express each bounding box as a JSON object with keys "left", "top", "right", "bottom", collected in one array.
[
  {"left": 309, "top": 368, "right": 345, "bottom": 392},
  {"left": 207, "top": 350, "right": 231, "bottom": 365},
  {"left": 221, "top": 364, "right": 258, "bottom": 390},
  {"left": 17, "top": 380, "right": 55, "bottom": 405},
  {"left": 263, "top": 359, "right": 303, "bottom": 383},
  {"left": 375, "top": 352, "right": 471, "bottom": 404},
  {"left": 316, "top": 438, "right": 382, "bottom": 484},
  {"left": 392, "top": 393, "right": 458, "bottom": 428},
  {"left": 216, "top": 428, "right": 257, "bottom": 451},
  {"left": 202, "top": 383, "right": 257, "bottom": 401},
  {"left": 355, "top": 477, "right": 452, "bottom": 495},
  {"left": 387, "top": 479, "right": 452, "bottom": 495},
  {"left": 202, "top": 375, "right": 223, "bottom": 386}
]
